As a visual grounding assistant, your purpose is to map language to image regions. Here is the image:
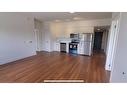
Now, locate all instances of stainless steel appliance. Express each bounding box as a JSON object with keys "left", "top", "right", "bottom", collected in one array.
[
  {"left": 70, "top": 33, "right": 79, "bottom": 39},
  {"left": 60, "top": 43, "right": 66, "bottom": 52},
  {"left": 69, "top": 42, "right": 78, "bottom": 55},
  {"left": 78, "top": 33, "right": 93, "bottom": 56},
  {"left": 69, "top": 35, "right": 79, "bottom": 55}
]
